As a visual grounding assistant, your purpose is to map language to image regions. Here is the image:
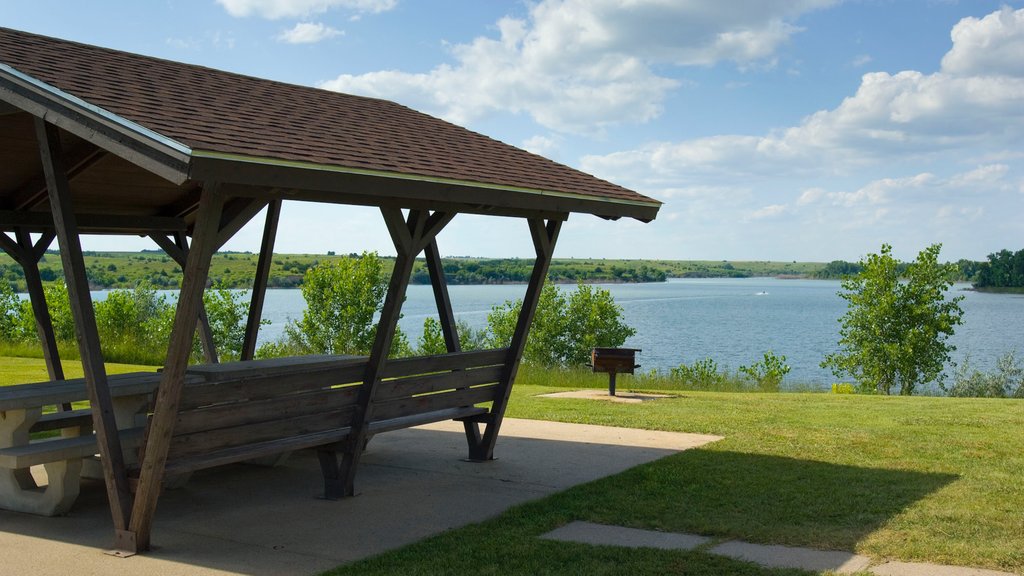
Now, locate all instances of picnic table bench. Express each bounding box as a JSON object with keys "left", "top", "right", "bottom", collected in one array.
[
  {"left": 0, "top": 349, "right": 507, "bottom": 516},
  {"left": 0, "top": 371, "right": 175, "bottom": 516}
]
